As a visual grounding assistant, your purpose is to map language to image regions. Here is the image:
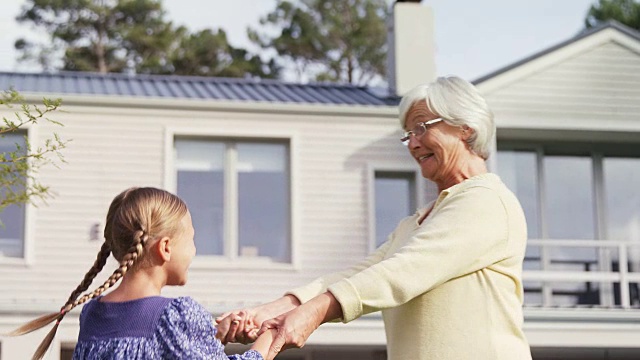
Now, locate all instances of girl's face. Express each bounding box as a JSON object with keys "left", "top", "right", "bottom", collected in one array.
[{"left": 166, "top": 210, "right": 196, "bottom": 286}]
